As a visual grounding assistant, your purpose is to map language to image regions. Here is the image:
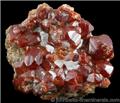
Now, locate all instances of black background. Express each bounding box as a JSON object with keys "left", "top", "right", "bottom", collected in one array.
[{"left": 1, "top": 1, "right": 120, "bottom": 103}]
